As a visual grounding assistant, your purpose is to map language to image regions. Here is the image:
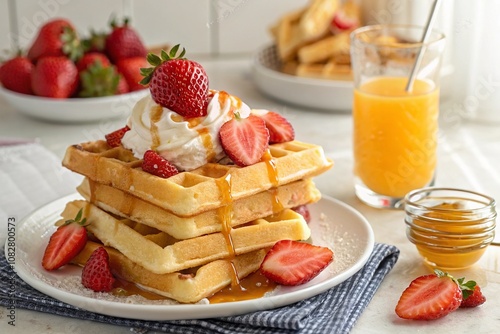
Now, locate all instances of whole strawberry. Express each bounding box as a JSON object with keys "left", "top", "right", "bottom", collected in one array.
[
  {"left": 116, "top": 56, "right": 148, "bottom": 91},
  {"left": 31, "top": 56, "right": 78, "bottom": 98},
  {"left": 105, "top": 17, "right": 147, "bottom": 63},
  {"left": 140, "top": 45, "right": 209, "bottom": 118},
  {"left": 76, "top": 52, "right": 111, "bottom": 72},
  {"left": 81, "top": 247, "right": 116, "bottom": 292},
  {"left": 27, "top": 18, "right": 83, "bottom": 62},
  {"left": 0, "top": 56, "right": 34, "bottom": 94}
]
